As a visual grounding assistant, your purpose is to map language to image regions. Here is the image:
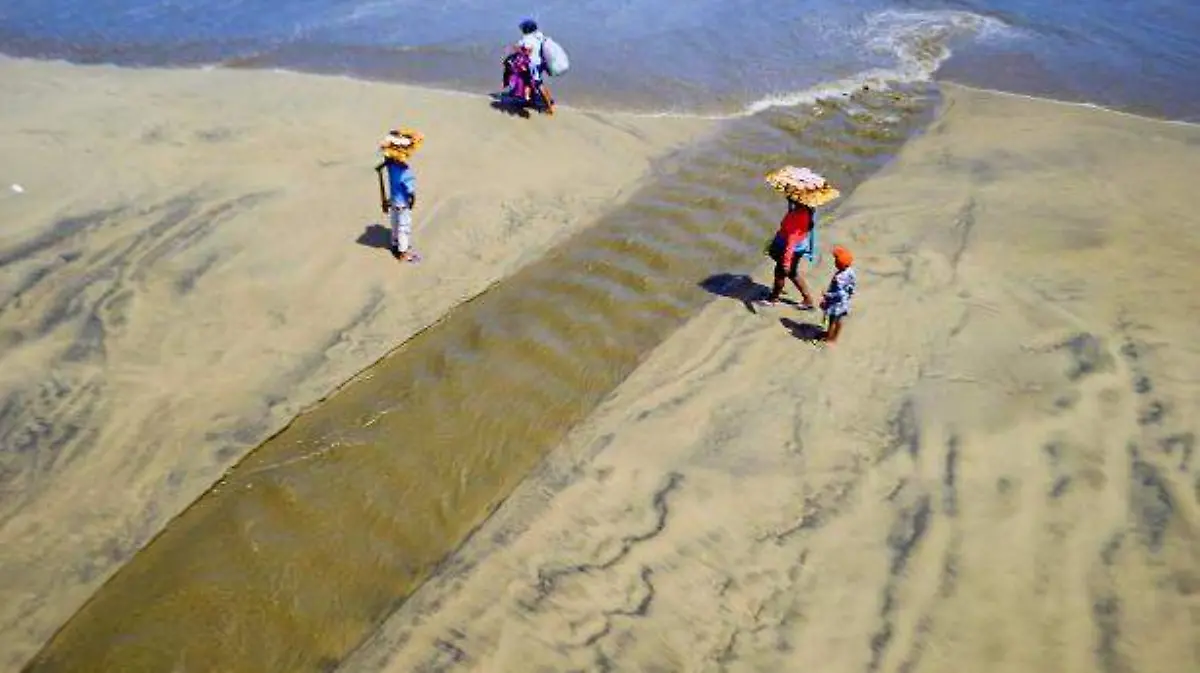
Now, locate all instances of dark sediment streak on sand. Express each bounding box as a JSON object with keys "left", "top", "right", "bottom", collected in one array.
[
  {"left": 23, "top": 86, "right": 938, "bottom": 672},
  {"left": 0, "top": 55, "right": 711, "bottom": 672},
  {"left": 337, "top": 85, "right": 1200, "bottom": 673}
]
